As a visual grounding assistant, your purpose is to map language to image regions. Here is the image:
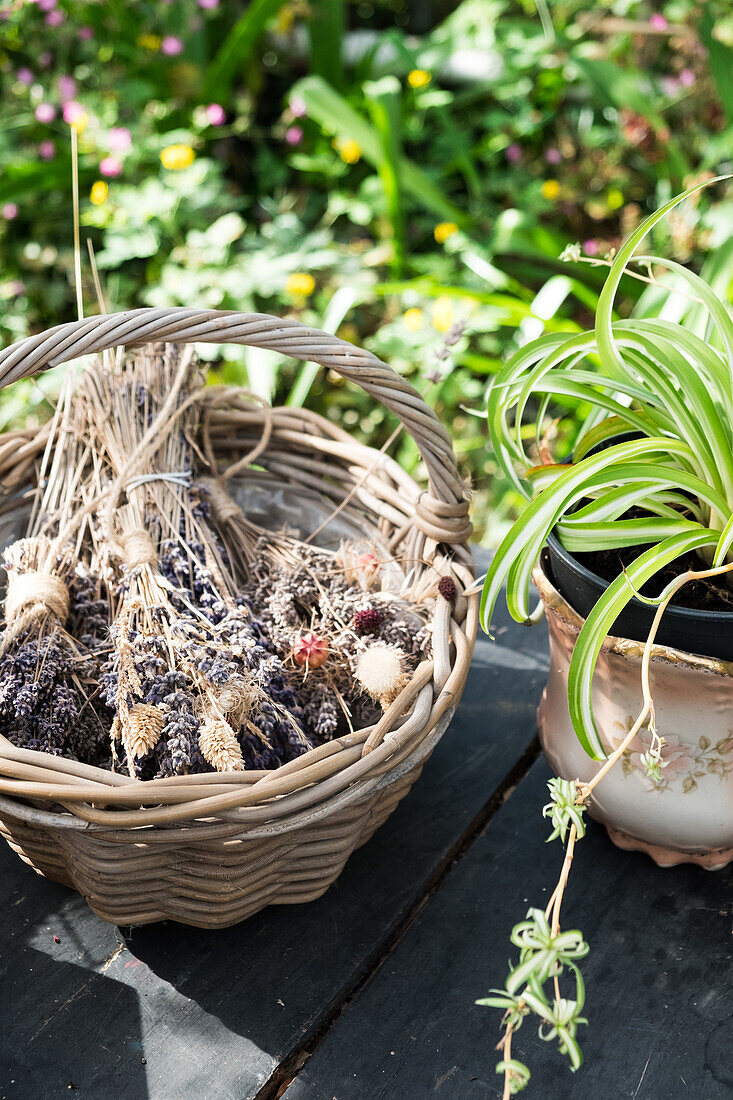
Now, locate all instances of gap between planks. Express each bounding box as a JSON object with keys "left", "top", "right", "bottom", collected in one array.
[{"left": 254, "top": 735, "right": 542, "bottom": 1100}]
